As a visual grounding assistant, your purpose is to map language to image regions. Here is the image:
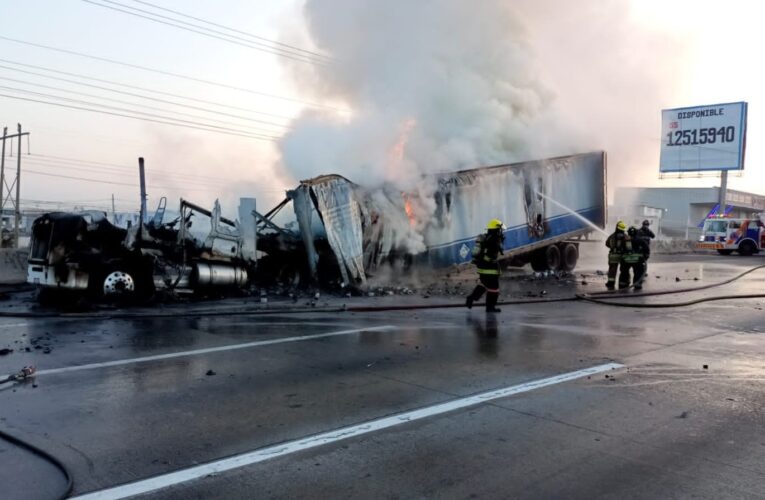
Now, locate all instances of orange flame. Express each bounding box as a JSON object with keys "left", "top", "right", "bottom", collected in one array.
[{"left": 403, "top": 195, "right": 416, "bottom": 228}]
